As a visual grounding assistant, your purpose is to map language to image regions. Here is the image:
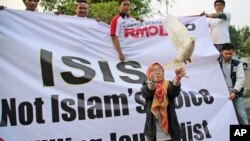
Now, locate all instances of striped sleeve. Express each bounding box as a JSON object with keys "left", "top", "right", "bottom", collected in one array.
[{"left": 109, "top": 15, "right": 120, "bottom": 36}]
